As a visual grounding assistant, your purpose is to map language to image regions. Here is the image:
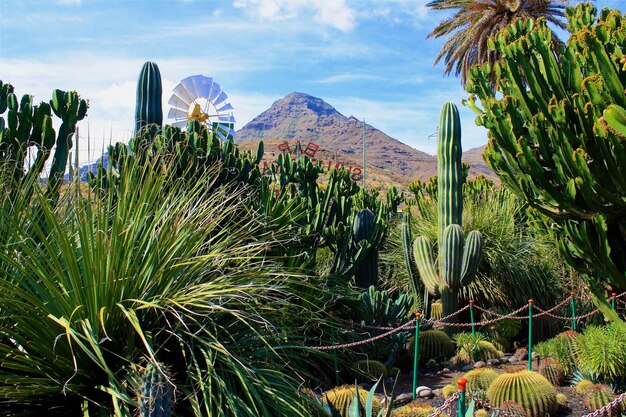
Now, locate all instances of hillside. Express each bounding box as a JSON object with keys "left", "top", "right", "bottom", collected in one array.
[{"left": 236, "top": 92, "right": 494, "bottom": 190}]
